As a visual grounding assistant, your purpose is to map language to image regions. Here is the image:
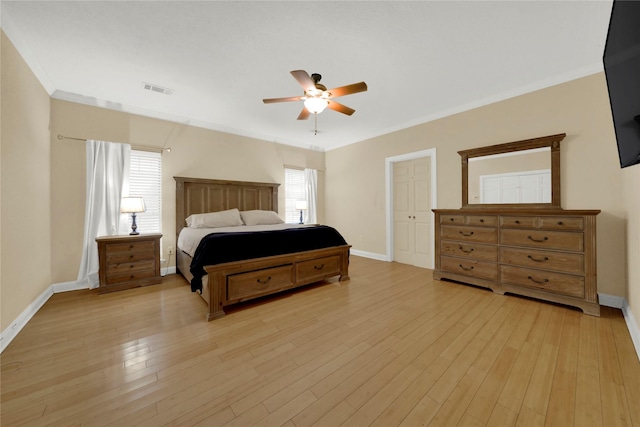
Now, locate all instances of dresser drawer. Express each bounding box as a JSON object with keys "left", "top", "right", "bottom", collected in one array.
[
  {"left": 500, "top": 229, "right": 583, "bottom": 251},
  {"left": 440, "top": 241, "right": 498, "bottom": 262},
  {"left": 500, "top": 216, "right": 537, "bottom": 229},
  {"left": 501, "top": 265, "right": 584, "bottom": 298},
  {"left": 466, "top": 215, "right": 498, "bottom": 227},
  {"left": 440, "top": 226, "right": 498, "bottom": 244},
  {"left": 106, "top": 240, "right": 156, "bottom": 255},
  {"left": 296, "top": 255, "right": 340, "bottom": 282},
  {"left": 106, "top": 269, "right": 158, "bottom": 285},
  {"left": 500, "top": 247, "right": 584, "bottom": 274},
  {"left": 228, "top": 265, "right": 293, "bottom": 300},
  {"left": 441, "top": 256, "right": 498, "bottom": 281},
  {"left": 441, "top": 215, "right": 497, "bottom": 226},
  {"left": 538, "top": 216, "right": 584, "bottom": 231}
]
